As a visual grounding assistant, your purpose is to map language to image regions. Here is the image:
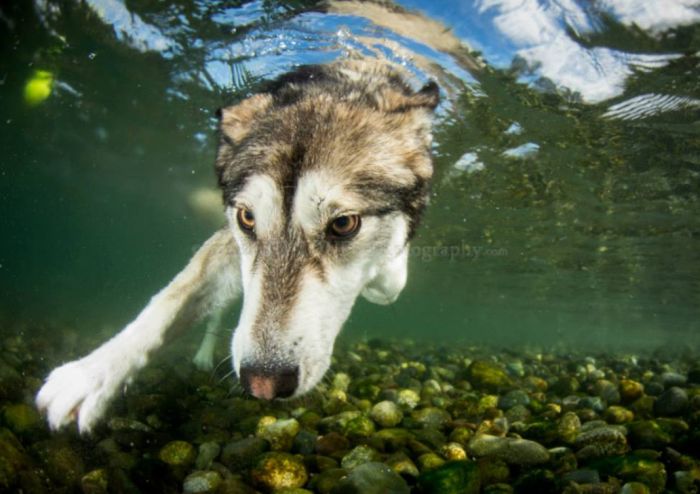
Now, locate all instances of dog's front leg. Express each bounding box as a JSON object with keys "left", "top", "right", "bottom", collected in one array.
[
  {"left": 192, "top": 309, "right": 225, "bottom": 371},
  {"left": 36, "top": 228, "right": 240, "bottom": 433}
]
